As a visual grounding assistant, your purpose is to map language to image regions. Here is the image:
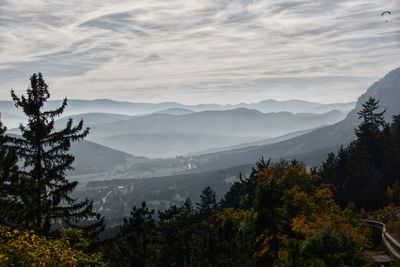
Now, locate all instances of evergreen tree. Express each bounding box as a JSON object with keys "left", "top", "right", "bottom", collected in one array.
[
  {"left": 222, "top": 158, "right": 270, "bottom": 210},
  {"left": 355, "top": 97, "right": 386, "bottom": 168},
  {"left": 119, "top": 202, "right": 158, "bottom": 267},
  {"left": 158, "top": 200, "right": 194, "bottom": 267},
  {"left": 7, "top": 73, "right": 103, "bottom": 235},
  {"left": 355, "top": 97, "right": 386, "bottom": 142},
  {"left": 382, "top": 115, "right": 400, "bottom": 188},
  {"left": 318, "top": 98, "right": 400, "bottom": 210},
  {"left": 0, "top": 120, "right": 21, "bottom": 225},
  {"left": 221, "top": 173, "right": 246, "bottom": 209},
  {"left": 197, "top": 186, "right": 218, "bottom": 217},
  {"left": 191, "top": 187, "right": 219, "bottom": 266}
]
